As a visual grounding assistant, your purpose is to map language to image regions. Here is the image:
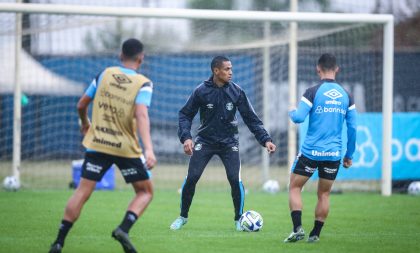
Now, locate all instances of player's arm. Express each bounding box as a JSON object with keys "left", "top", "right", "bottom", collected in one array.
[
  {"left": 77, "top": 95, "right": 92, "bottom": 135},
  {"left": 135, "top": 82, "right": 156, "bottom": 169},
  {"left": 135, "top": 104, "right": 156, "bottom": 169},
  {"left": 76, "top": 75, "right": 101, "bottom": 135},
  {"left": 343, "top": 100, "right": 357, "bottom": 168},
  {"left": 178, "top": 89, "right": 200, "bottom": 155},
  {"left": 289, "top": 89, "right": 313, "bottom": 123},
  {"left": 237, "top": 90, "right": 275, "bottom": 152}
]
